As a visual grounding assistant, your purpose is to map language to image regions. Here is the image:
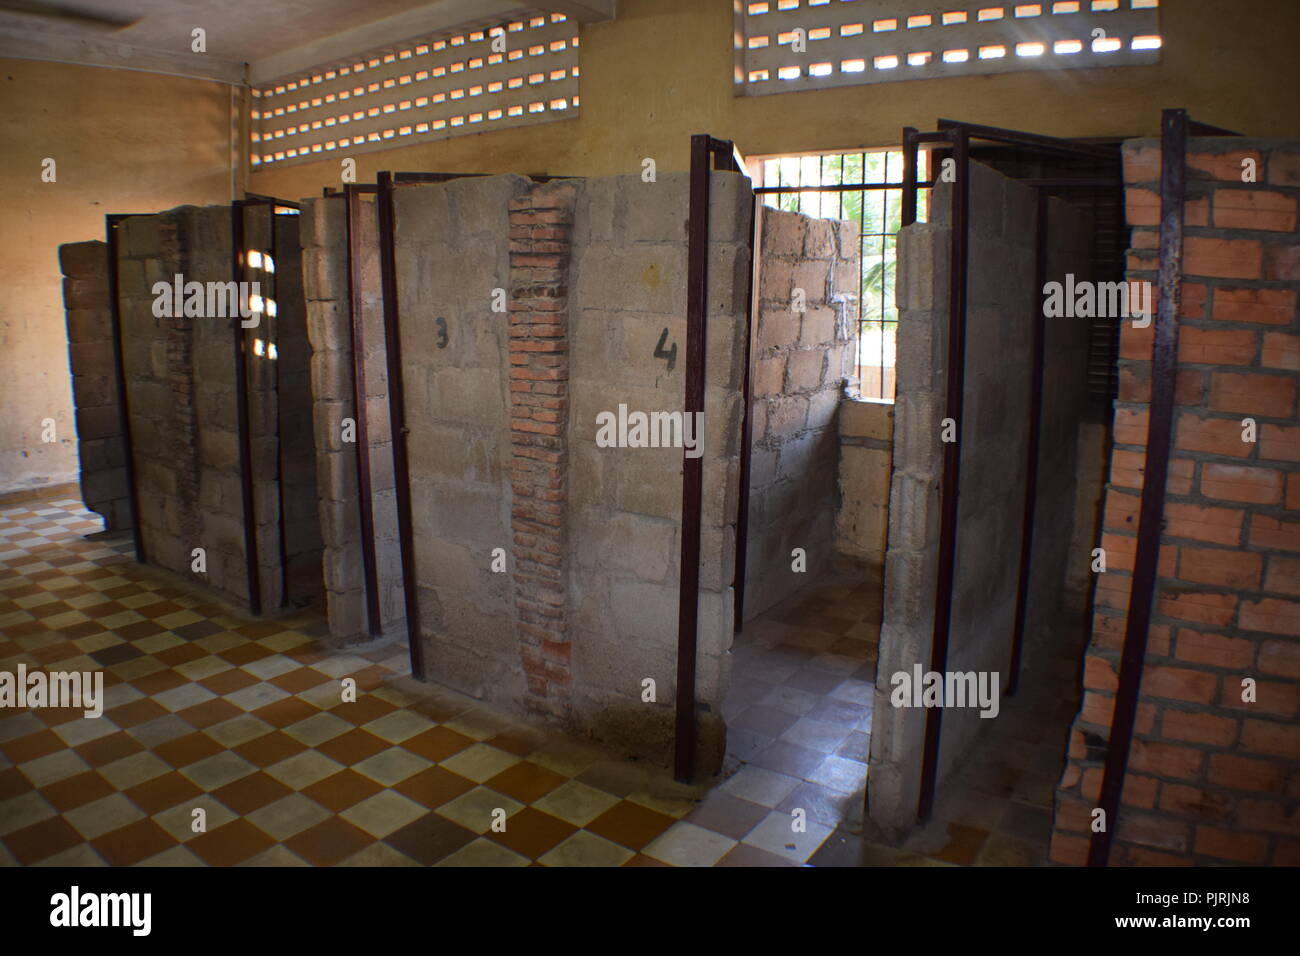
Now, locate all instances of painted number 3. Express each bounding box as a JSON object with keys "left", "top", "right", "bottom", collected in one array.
[{"left": 435, "top": 316, "right": 448, "bottom": 348}]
